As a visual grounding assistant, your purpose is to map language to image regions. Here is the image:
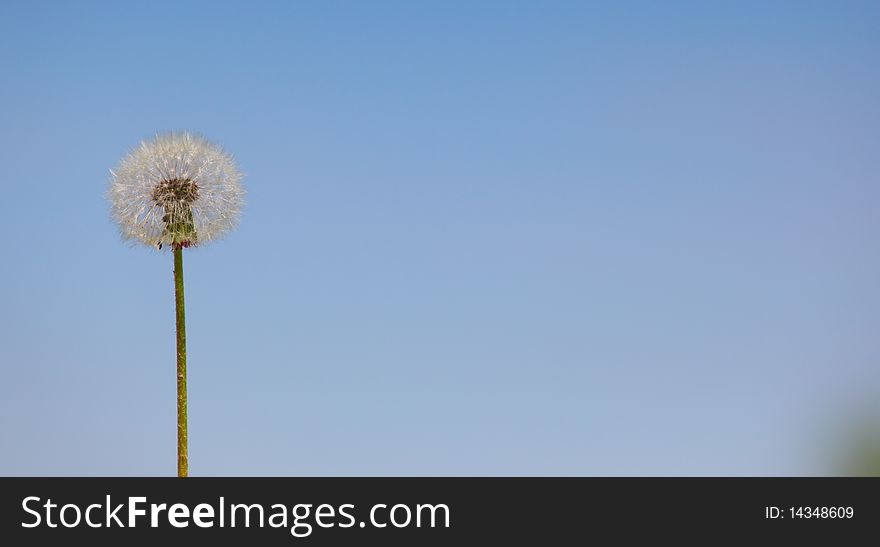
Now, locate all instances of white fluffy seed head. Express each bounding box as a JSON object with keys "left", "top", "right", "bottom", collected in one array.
[{"left": 108, "top": 132, "right": 244, "bottom": 249}]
